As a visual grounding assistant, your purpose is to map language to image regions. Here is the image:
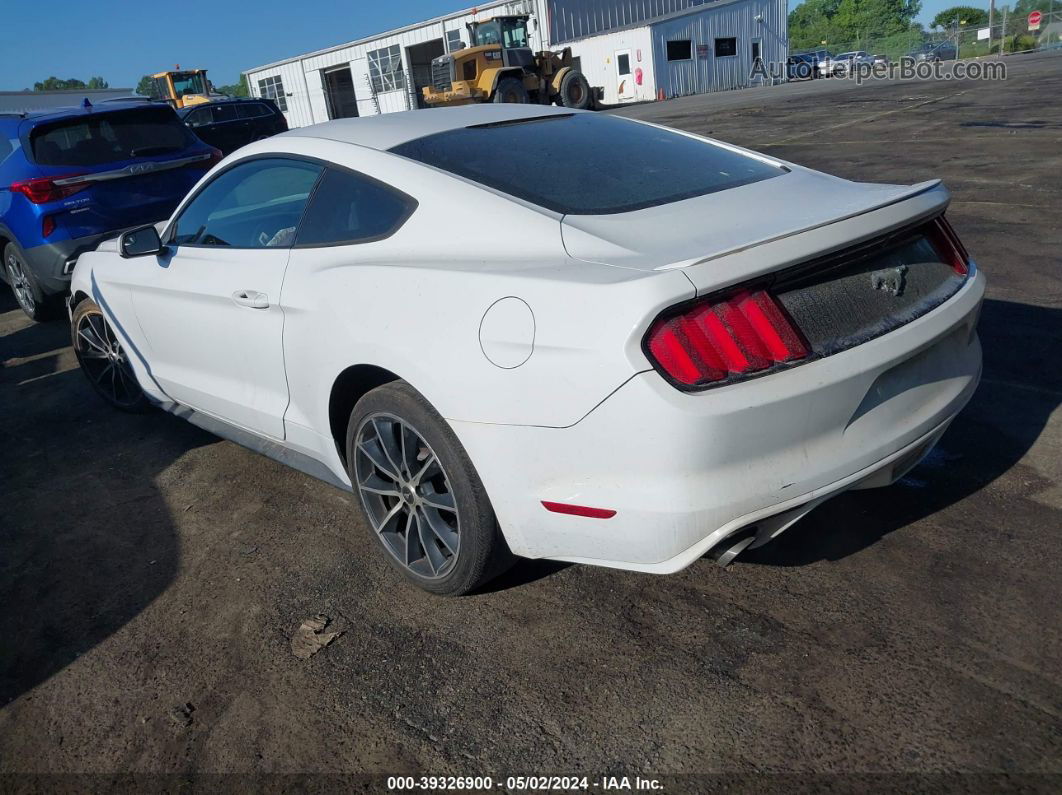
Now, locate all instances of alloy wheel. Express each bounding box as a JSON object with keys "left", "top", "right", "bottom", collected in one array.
[
  {"left": 354, "top": 413, "right": 460, "bottom": 579},
  {"left": 73, "top": 310, "right": 143, "bottom": 408},
  {"left": 7, "top": 252, "right": 36, "bottom": 315}
]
